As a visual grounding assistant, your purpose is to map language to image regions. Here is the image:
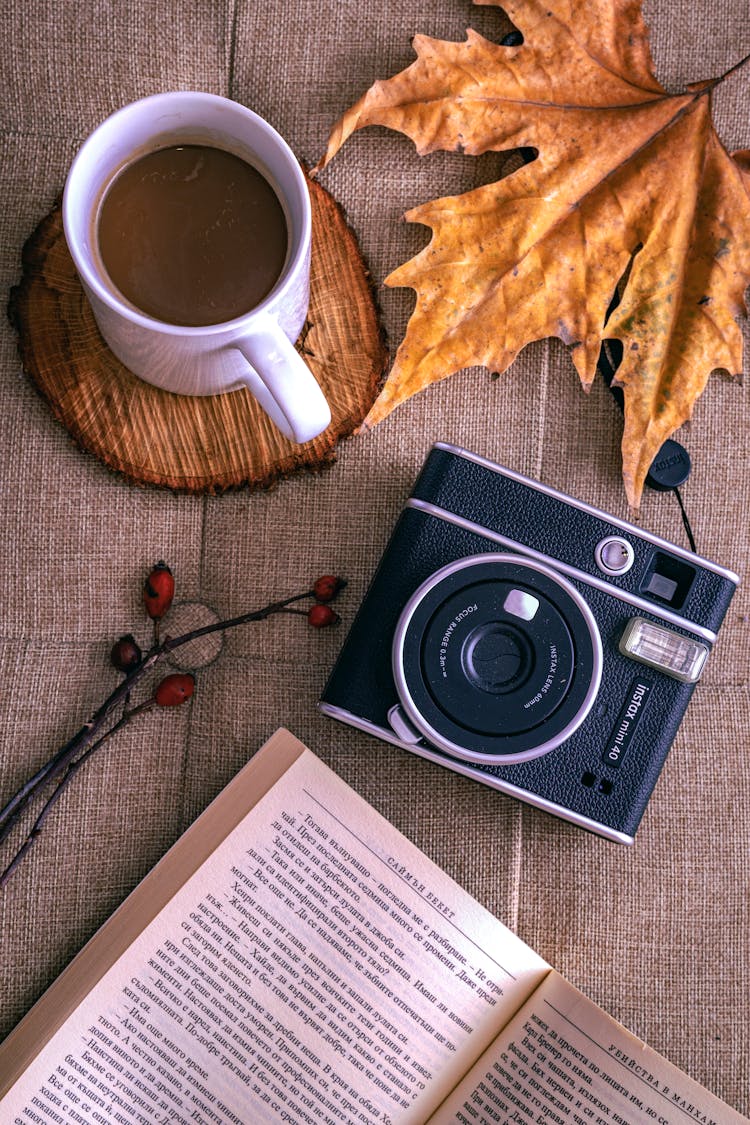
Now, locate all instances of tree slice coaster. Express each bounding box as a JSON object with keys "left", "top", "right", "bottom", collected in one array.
[{"left": 8, "top": 173, "right": 387, "bottom": 492}]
